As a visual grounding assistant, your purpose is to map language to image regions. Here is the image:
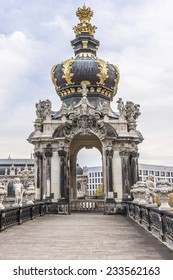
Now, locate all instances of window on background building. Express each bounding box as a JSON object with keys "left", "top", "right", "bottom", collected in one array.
[
  {"left": 101, "top": 178, "right": 103, "bottom": 183},
  {"left": 92, "top": 173, "right": 94, "bottom": 177},
  {"left": 89, "top": 173, "right": 91, "bottom": 177},
  {"left": 139, "top": 170, "right": 142, "bottom": 175},
  {"left": 95, "top": 172, "right": 97, "bottom": 177},
  {"left": 168, "top": 178, "right": 171, "bottom": 182},
  {"left": 95, "top": 178, "right": 97, "bottom": 183},
  {"left": 166, "top": 172, "right": 170, "bottom": 177},
  {"left": 98, "top": 172, "right": 100, "bottom": 177},
  {"left": 160, "top": 171, "right": 165, "bottom": 177},
  {"left": 143, "top": 170, "right": 148, "bottom": 175},
  {"left": 139, "top": 176, "right": 142, "bottom": 181},
  {"left": 171, "top": 172, "right": 173, "bottom": 177},
  {"left": 143, "top": 177, "right": 147, "bottom": 182},
  {"left": 92, "top": 179, "right": 94, "bottom": 183},
  {"left": 155, "top": 171, "right": 159, "bottom": 176},
  {"left": 149, "top": 170, "right": 154, "bottom": 175},
  {"left": 98, "top": 178, "right": 100, "bottom": 183},
  {"left": 101, "top": 172, "right": 103, "bottom": 176}
]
